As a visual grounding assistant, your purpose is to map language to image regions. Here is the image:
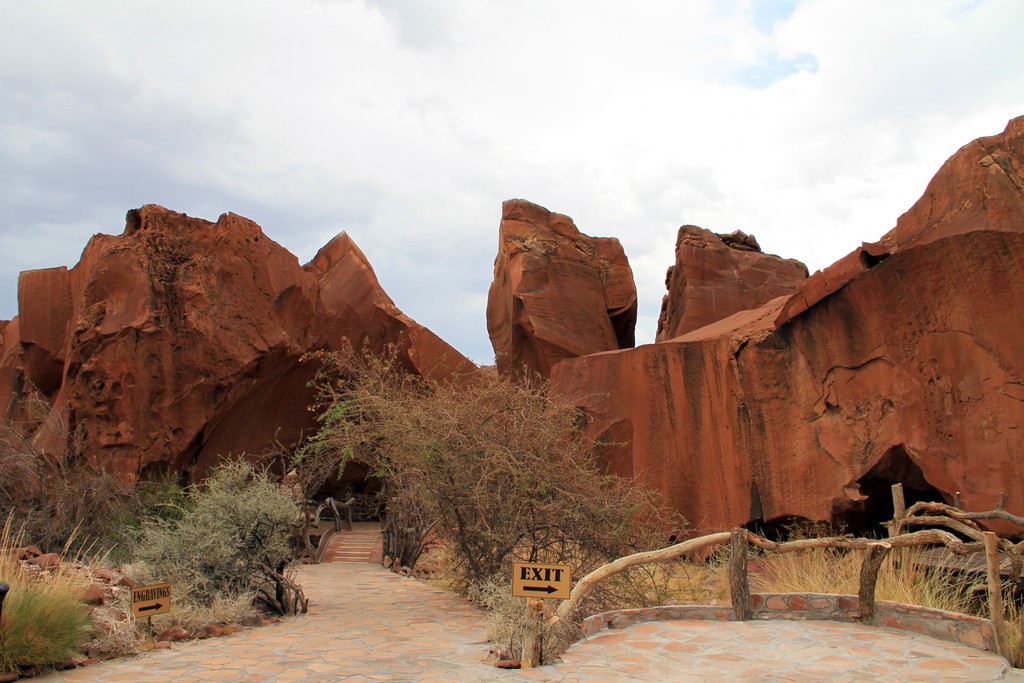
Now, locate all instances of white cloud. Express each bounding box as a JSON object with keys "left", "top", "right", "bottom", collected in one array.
[{"left": 1, "top": 0, "right": 1022, "bottom": 363}]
